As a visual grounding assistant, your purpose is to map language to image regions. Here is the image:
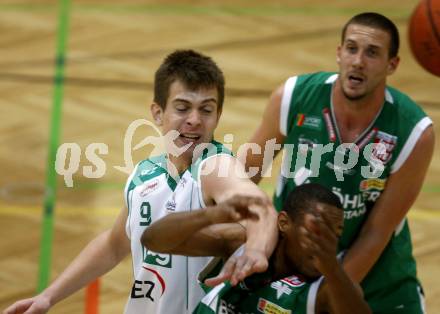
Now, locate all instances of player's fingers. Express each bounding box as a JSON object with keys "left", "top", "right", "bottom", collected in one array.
[
  {"left": 230, "top": 255, "right": 246, "bottom": 283},
  {"left": 24, "top": 307, "right": 47, "bottom": 314},
  {"left": 229, "top": 195, "right": 266, "bottom": 210},
  {"left": 204, "top": 272, "right": 230, "bottom": 287},
  {"left": 304, "top": 214, "right": 336, "bottom": 248},
  {"left": 315, "top": 210, "right": 336, "bottom": 239},
  {"left": 303, "top": 214, "right": 320, "bottom": 235},
  {"left": 230, "top": 258, "right": 255, "bottom": 285},
  {"left": 205, "top": 256, "right": 237, "bottom": 287},
  {"left": 299, "top": 226, "right": 322, "bottom": 255},
  {"left": 312, "top": 214, "right": 338, "bottom": 250},
  {"left": 4, "top": 299, "right": 33, "bottom": 314},
  {"left": 222, "top": 197, "right": 260, "bottom": 221},
  {"left": 232, "top": 203, "right": 254, "bottom": 218},
  {"left": 299, "top": 226, "right": 315, "bottom": 247}
]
